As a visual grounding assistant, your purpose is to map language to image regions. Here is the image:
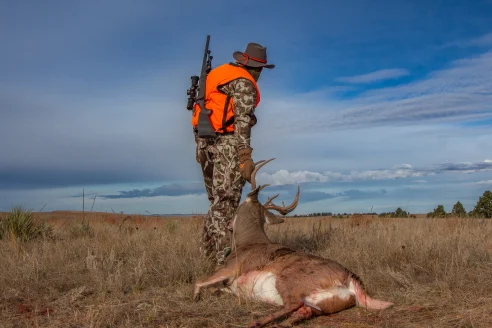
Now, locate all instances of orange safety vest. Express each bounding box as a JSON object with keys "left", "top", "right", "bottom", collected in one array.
[{"left": 191, "top": 63, "right": 260, "bottom": 133}]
